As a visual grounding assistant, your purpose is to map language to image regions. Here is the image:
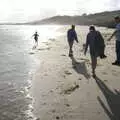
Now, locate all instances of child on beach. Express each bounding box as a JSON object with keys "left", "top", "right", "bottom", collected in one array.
[
  {"left": 67, "top": 25, "right": 79, "bottom": 57},
  {"left": 32, "top": 31, "right": 39, "bottom": 48},
  {"left": 84, "top": 26, "right": 106, "bottom": 77}
]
